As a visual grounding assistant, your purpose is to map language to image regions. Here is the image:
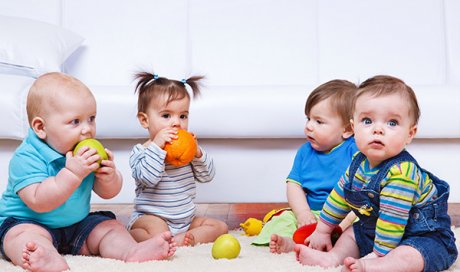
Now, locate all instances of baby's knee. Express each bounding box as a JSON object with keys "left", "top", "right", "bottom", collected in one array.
[
  {"left": 96, "top": 219, "right": 125, "bottom": 232},
  {"left": 216, "top": 220, "right": 229, "bottom": 234}
]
